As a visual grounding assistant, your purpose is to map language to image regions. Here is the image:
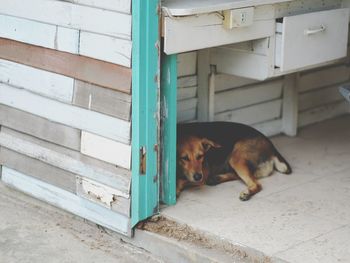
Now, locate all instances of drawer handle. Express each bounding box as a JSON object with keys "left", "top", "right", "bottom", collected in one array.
[{"left": 304, "top": 25, "right": 326, "bottom": 36}]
